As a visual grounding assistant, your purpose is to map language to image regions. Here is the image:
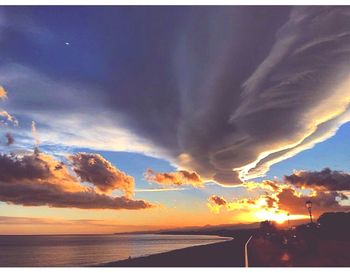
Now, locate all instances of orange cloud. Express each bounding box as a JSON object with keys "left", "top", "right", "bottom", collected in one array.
[
  {"left": 0, "top": 151, "right": 154, "bottom": 210},
  {"left": 145, "top": 168, "right": 203, "bottom": 187},
  {"left": 0, "top": 86, "right": 7, "bottom": 100},
  {"left": 69, "top": 153, "right": 134, "bottom": 196},
  {"left": 207, "top": 179, "right": 349, "bottom": 222},
  {"left": 0, "top": 152, "right": 83, "bottom": 192}
]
